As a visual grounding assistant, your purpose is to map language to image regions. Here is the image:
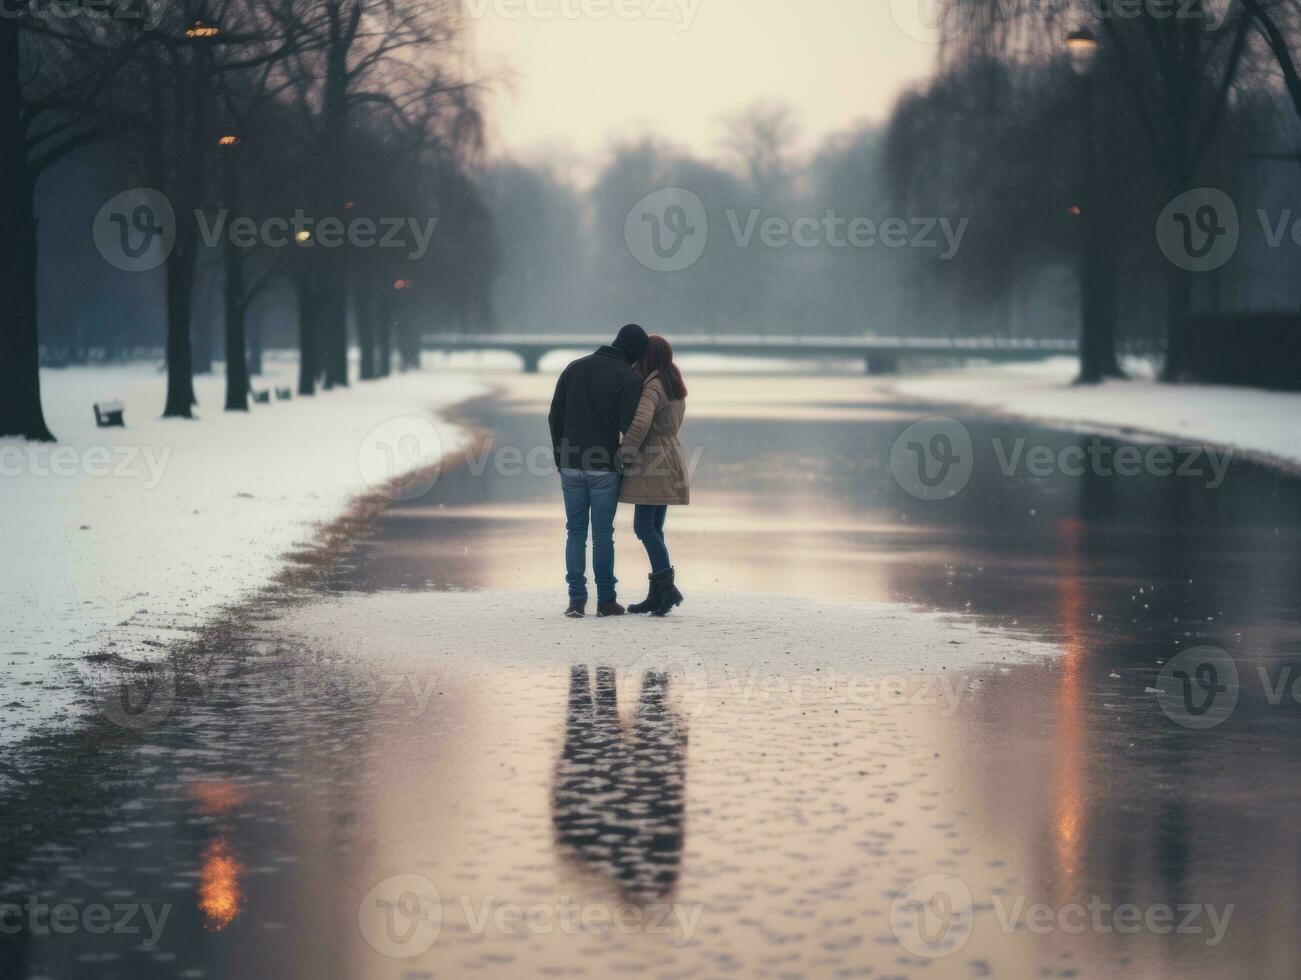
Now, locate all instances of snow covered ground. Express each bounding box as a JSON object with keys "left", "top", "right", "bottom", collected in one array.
[
  {"left": 894, "top": 357, "right": 1301, "bottom": 470},
  {"left": 0, "top": 356, "right": 485, "bottom": 748},
  {"left": 10, "top": 350, "right": 1300, "bottom": 752},
  {"left": 272, "top": 587, "right": 1061, "bottom": 717}
]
